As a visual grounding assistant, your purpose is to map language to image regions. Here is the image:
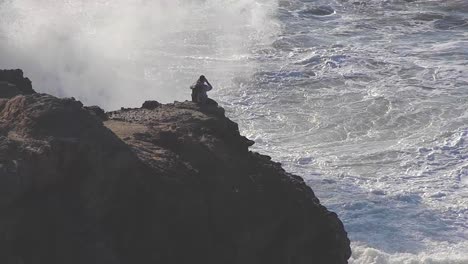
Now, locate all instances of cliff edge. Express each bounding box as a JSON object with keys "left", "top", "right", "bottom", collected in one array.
[{"left": 0, "top": 70, "right": 351, "bottom": 264}]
